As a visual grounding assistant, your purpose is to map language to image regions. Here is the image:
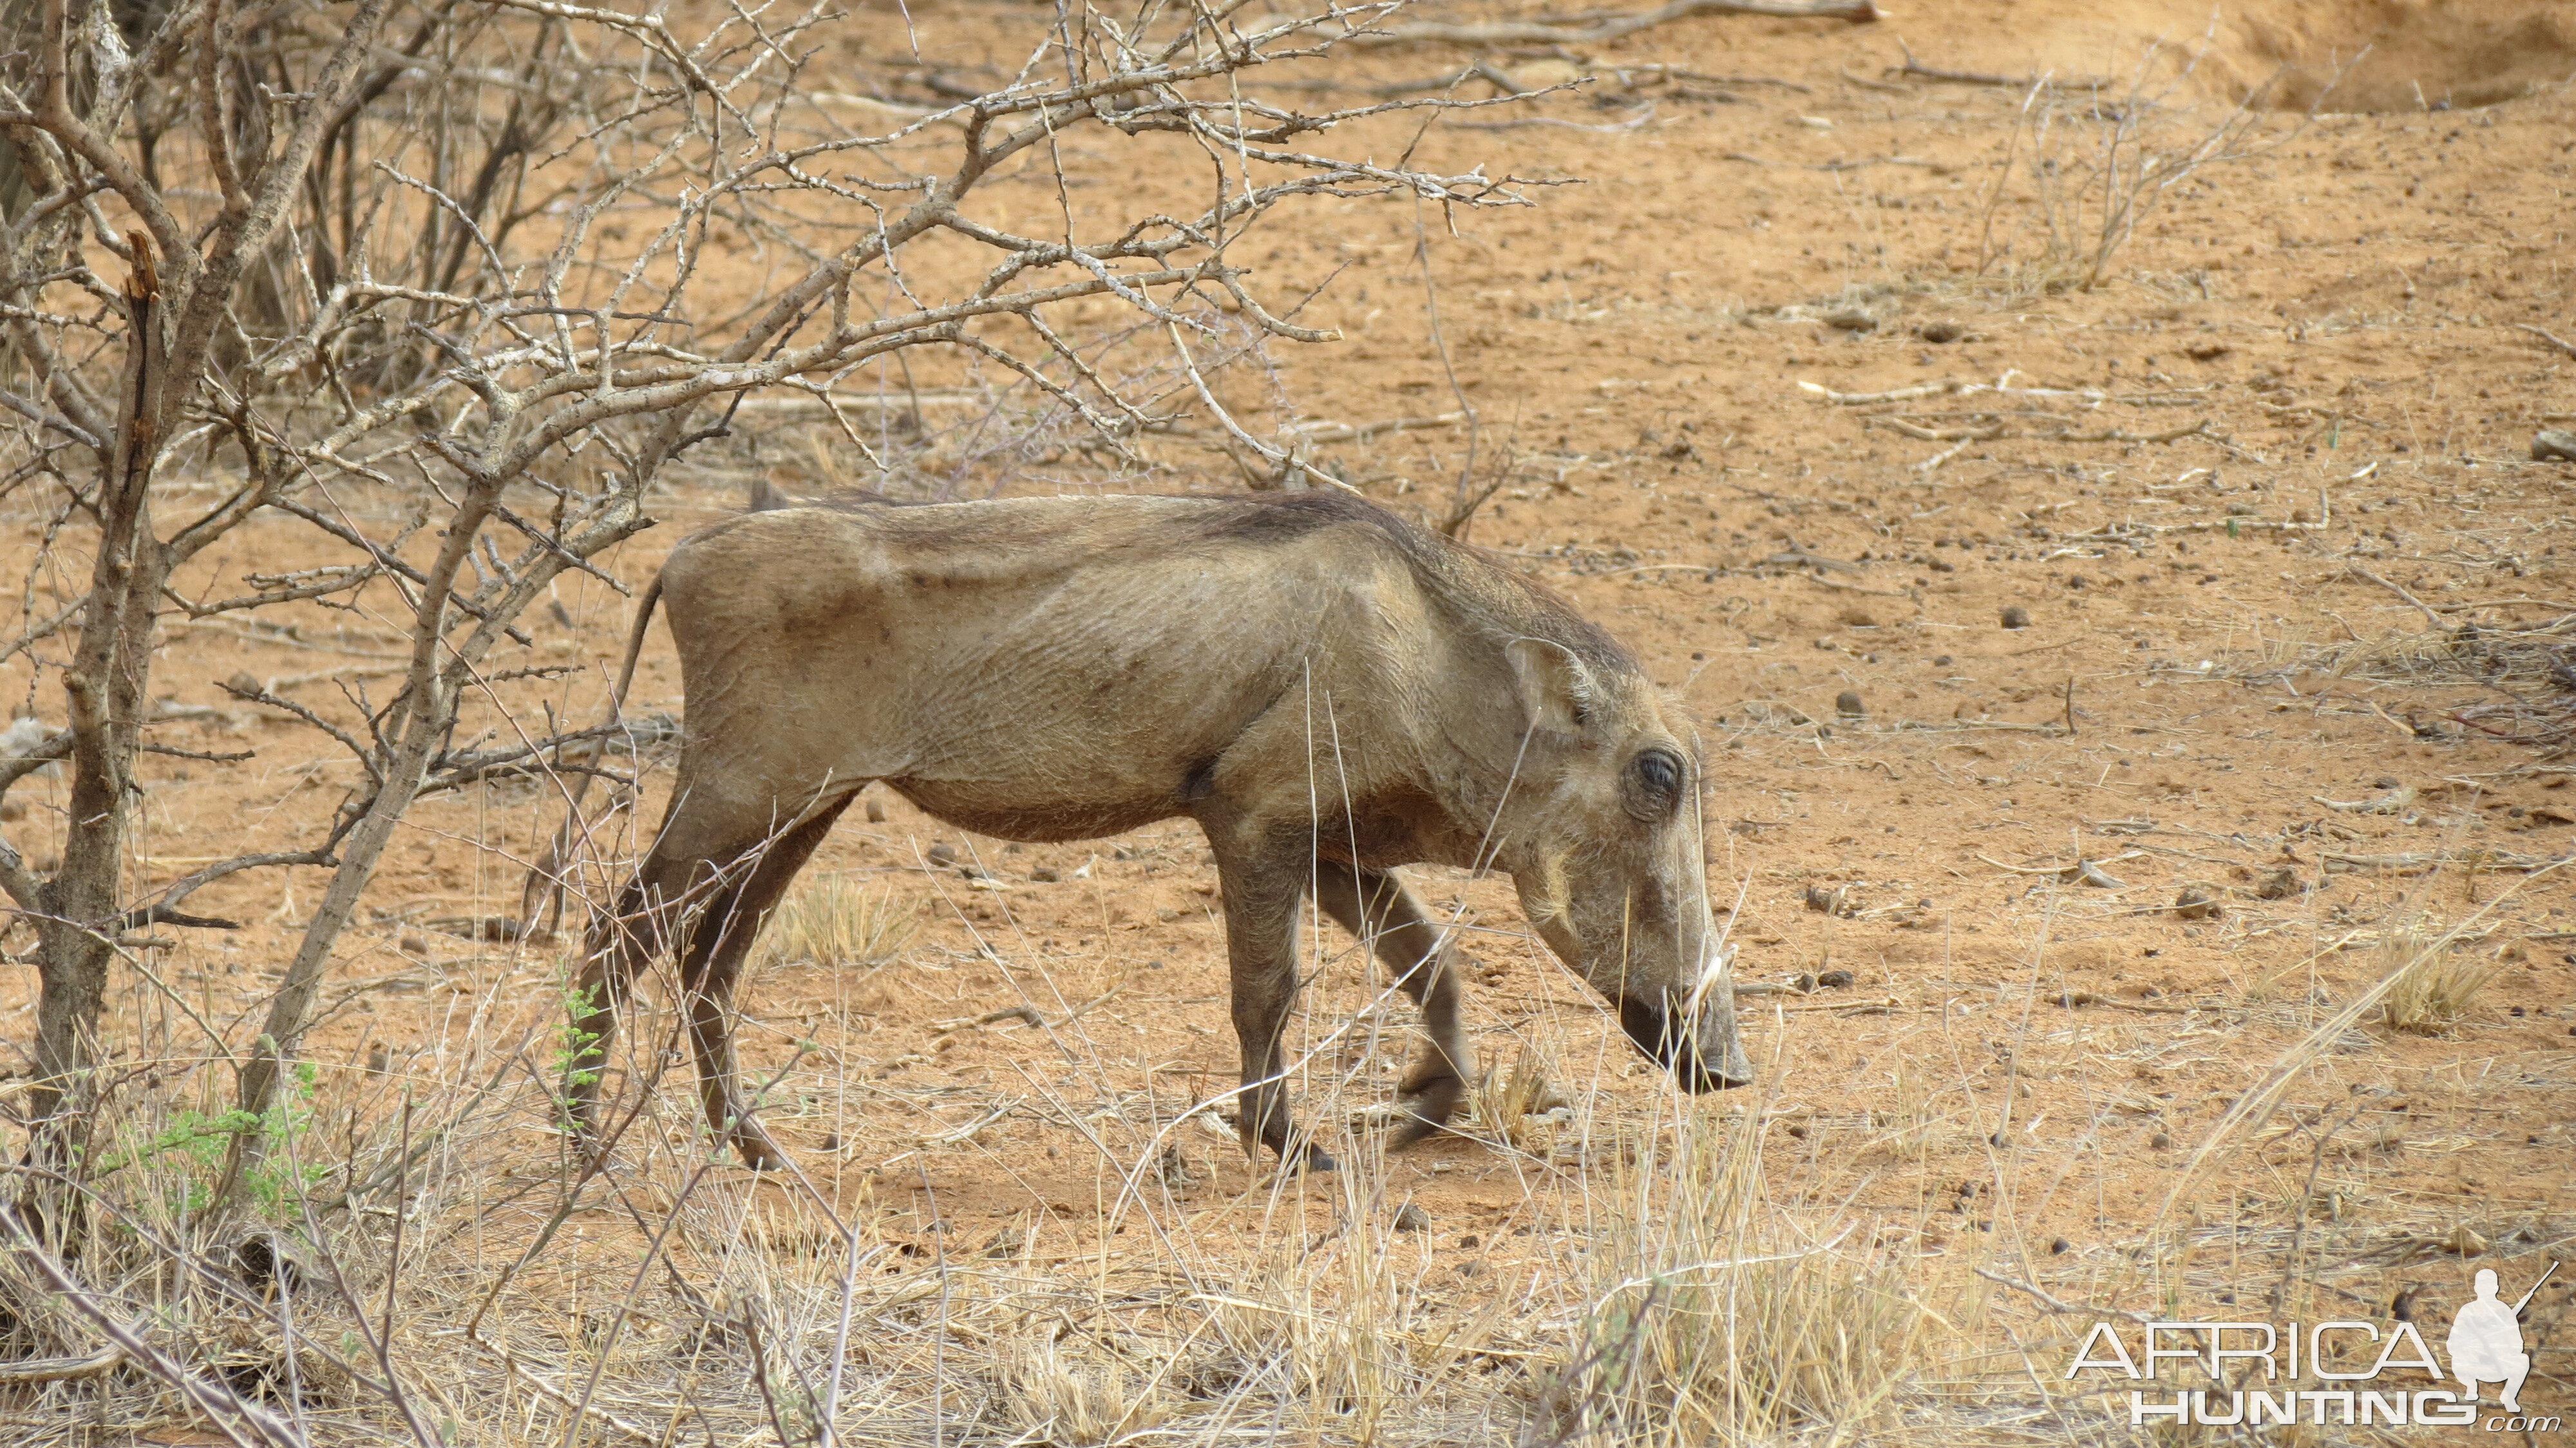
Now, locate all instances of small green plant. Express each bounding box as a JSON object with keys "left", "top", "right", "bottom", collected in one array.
[
  {"left": 553, "top": 982, "right": 607, "bottom": 1130},
  {"left": 555, "top": 983, "right": 605, "bottom": 1086},
  {"left": 98, "top": 1061, "right": 327, "bottom": 1214}
]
